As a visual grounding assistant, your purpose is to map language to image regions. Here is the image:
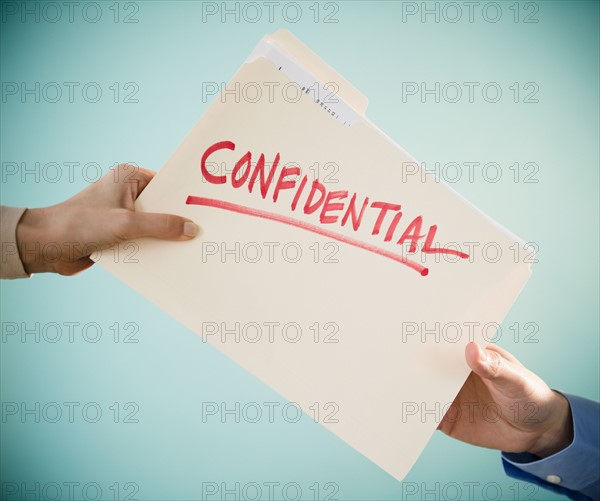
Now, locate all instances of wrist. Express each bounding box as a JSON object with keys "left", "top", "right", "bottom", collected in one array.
[
  {"left": 527, "top": 391, "right": 573, "bottom": 458},
  {"left": 16, "top": 207, "right": 54, "bottom": 274}
]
